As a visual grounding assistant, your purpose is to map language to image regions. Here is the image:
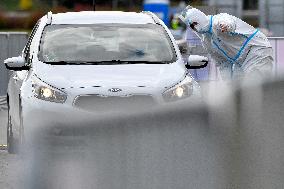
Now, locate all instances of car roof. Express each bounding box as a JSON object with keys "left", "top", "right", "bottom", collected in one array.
[{"left": 51, "top": 11, "right": 156, "bottom": 25}]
